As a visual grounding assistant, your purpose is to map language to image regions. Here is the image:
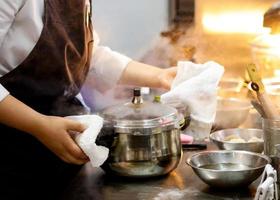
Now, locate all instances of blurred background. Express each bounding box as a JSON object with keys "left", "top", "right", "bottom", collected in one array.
[
  {"left": 93, "top": 0, "right": 171, "bottom": 60},
  {"left": 90, "top": 0, "right": 280, "bottom": 117},
  {"left": 93, "top": 0, "right": 280, "bottom": 79}
]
